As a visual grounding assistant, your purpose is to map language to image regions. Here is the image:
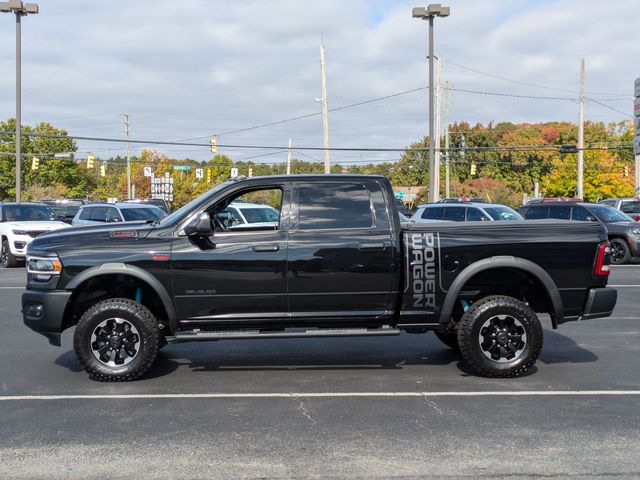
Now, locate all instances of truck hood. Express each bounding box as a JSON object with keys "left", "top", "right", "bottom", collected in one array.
[{"left": 27, "top": 221, "right": 157, "bottom": 254}]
